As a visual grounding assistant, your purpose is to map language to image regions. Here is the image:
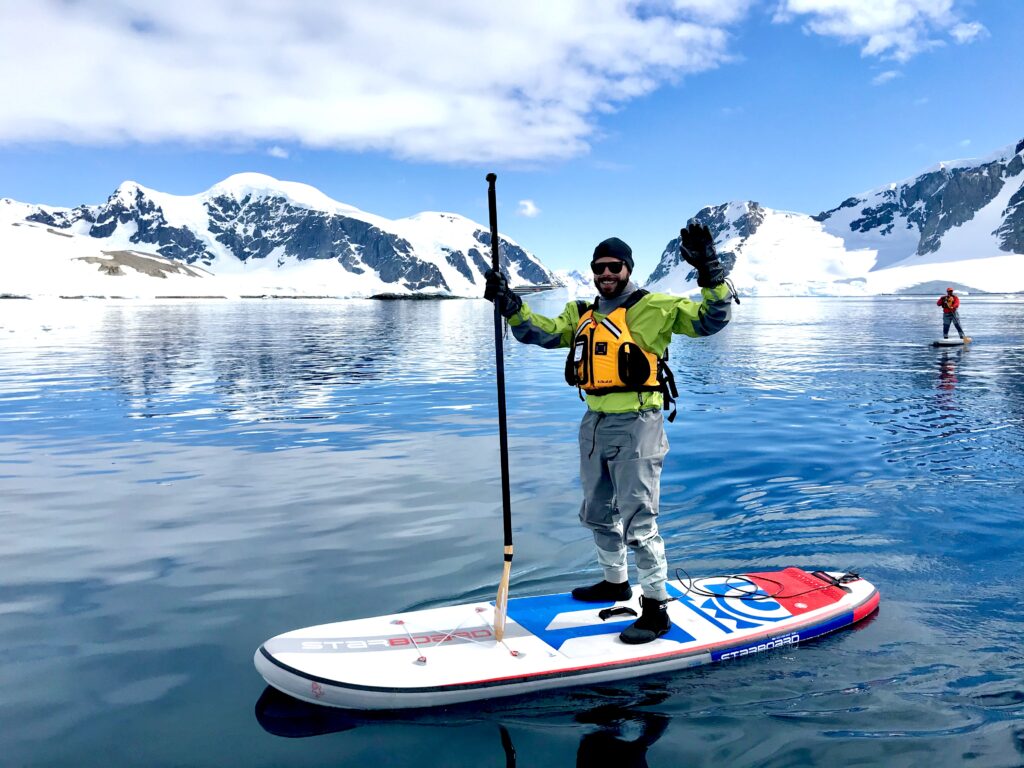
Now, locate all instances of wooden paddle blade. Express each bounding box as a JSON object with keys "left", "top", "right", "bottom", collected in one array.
[{"left": 494, "top": 558, "right": 512, "bottom": 641}]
